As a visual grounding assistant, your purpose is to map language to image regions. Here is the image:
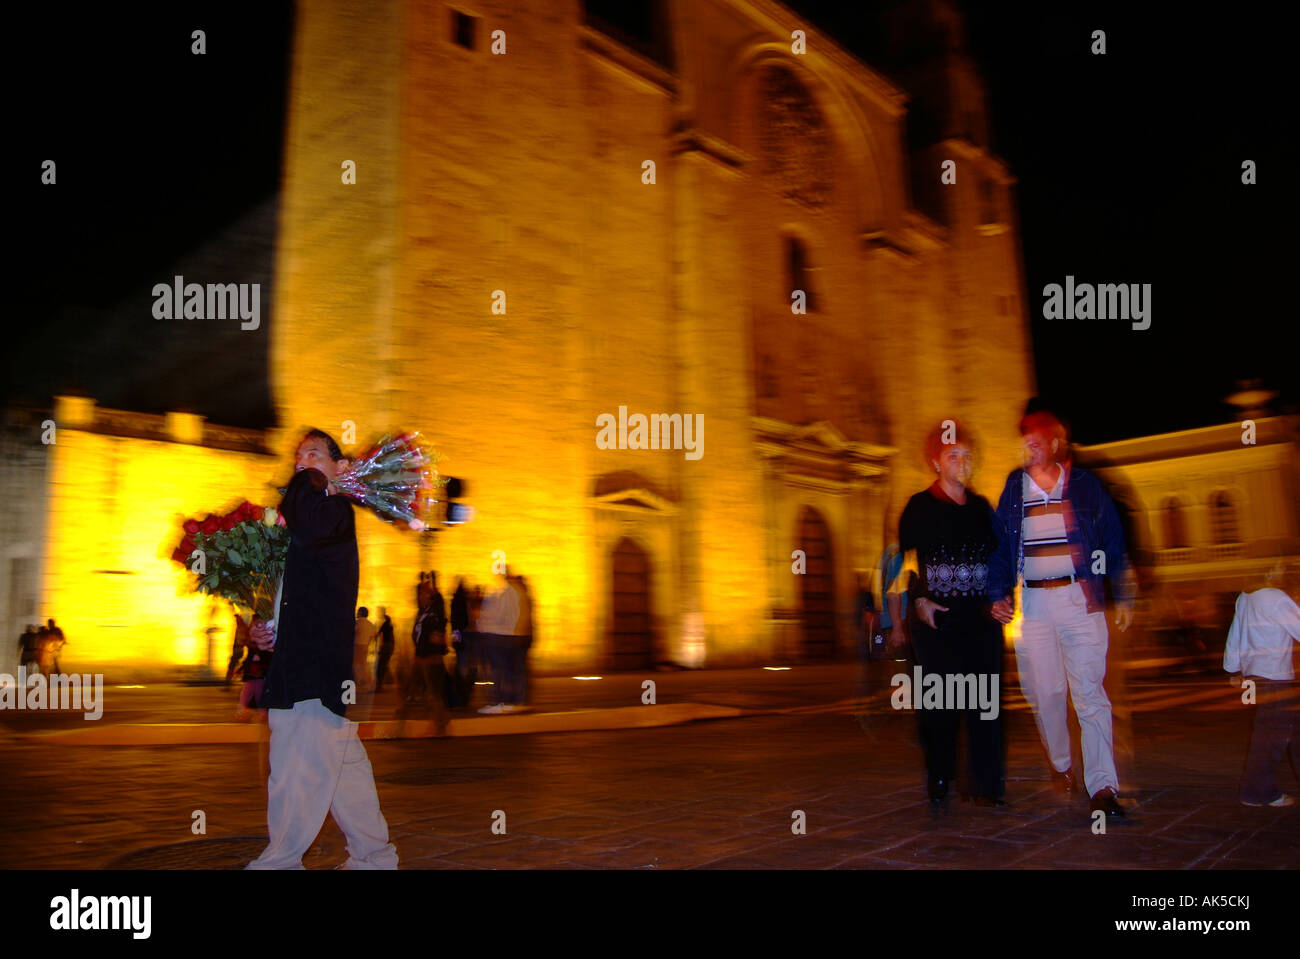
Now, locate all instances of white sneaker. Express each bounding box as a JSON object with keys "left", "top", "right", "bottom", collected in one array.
[
  {"left": 1242, "top": 793, "right": 1295, "bottom": 807},
  {"left": 478, "top": 703, "right": 506, "bottom": 714}
]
